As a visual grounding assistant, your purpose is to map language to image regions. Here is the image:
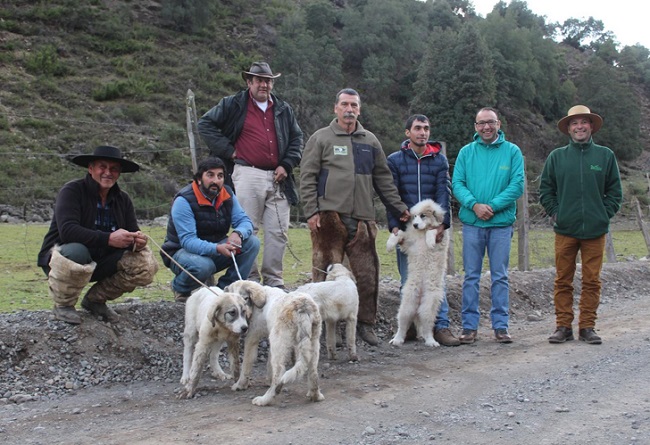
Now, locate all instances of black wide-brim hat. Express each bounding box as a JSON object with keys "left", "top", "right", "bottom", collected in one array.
[{"left": 70, "top": 145, "right": 140, "bottom": 173}]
